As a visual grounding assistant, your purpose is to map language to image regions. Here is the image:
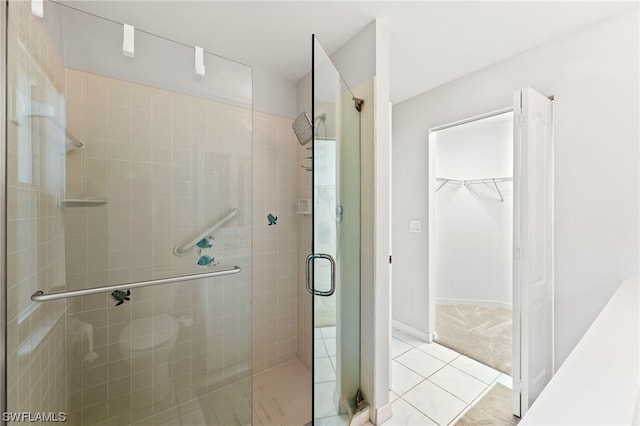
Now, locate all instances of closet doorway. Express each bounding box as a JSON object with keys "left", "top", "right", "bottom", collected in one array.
[
  {"left": 427, "top": 87, "right": 554, "bottom": 418},
  {"left": 432, "top": 109, "right": 514, "bottom": 374},
  {"left": 430, "top": 109, "right": 515, "bottom": 422}
]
